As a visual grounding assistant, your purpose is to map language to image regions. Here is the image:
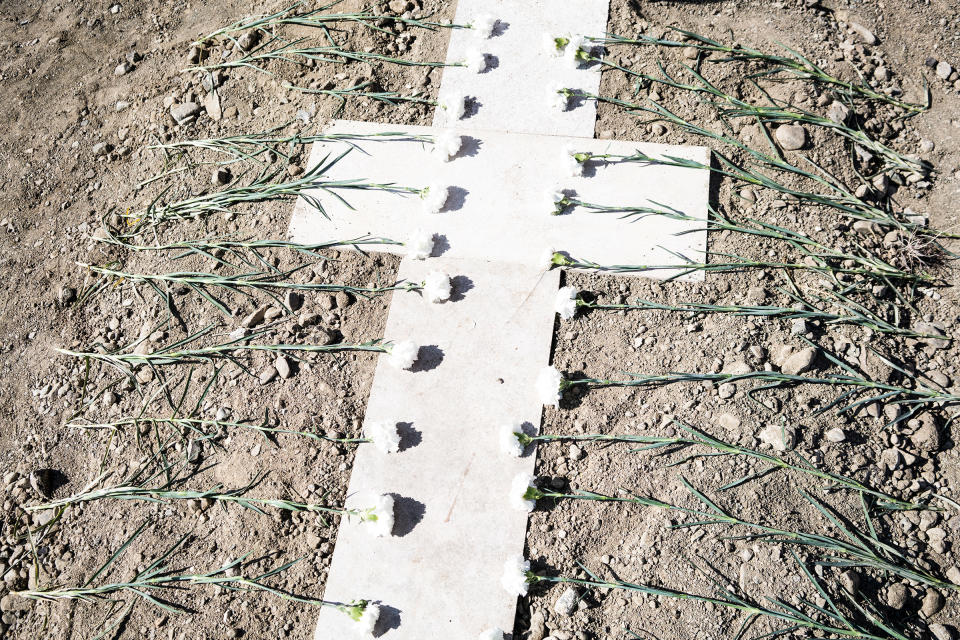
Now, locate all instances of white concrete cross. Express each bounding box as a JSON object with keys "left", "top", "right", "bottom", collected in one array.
[{"left": 288, "top": 1, "right": 709, "bottom": 637}]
